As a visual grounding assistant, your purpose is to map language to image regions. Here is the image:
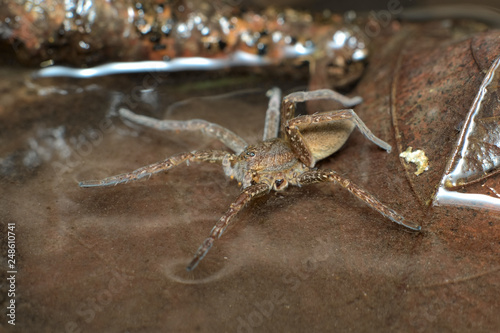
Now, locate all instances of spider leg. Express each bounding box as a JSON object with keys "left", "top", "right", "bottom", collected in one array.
[
  {"left": 262, "top": 87, "right": 282, "bottom": 141},
  {"left": 298, "top": 170, "right": 421, "bottom": 231},
  {"left": 186, "top": 183, "right": 270, "bottom": 271},
  {"left": 279, "top": 89, "right": 363, "bottom": 137},
  {"left": 286, "top": 109, "right": 392, "bottom": 167},
  {"left": 79, "top": 150, "right": 233, "bottom": 187},
  {"left": 119, "top": 108, "right": 248, "bottom": 154}
]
